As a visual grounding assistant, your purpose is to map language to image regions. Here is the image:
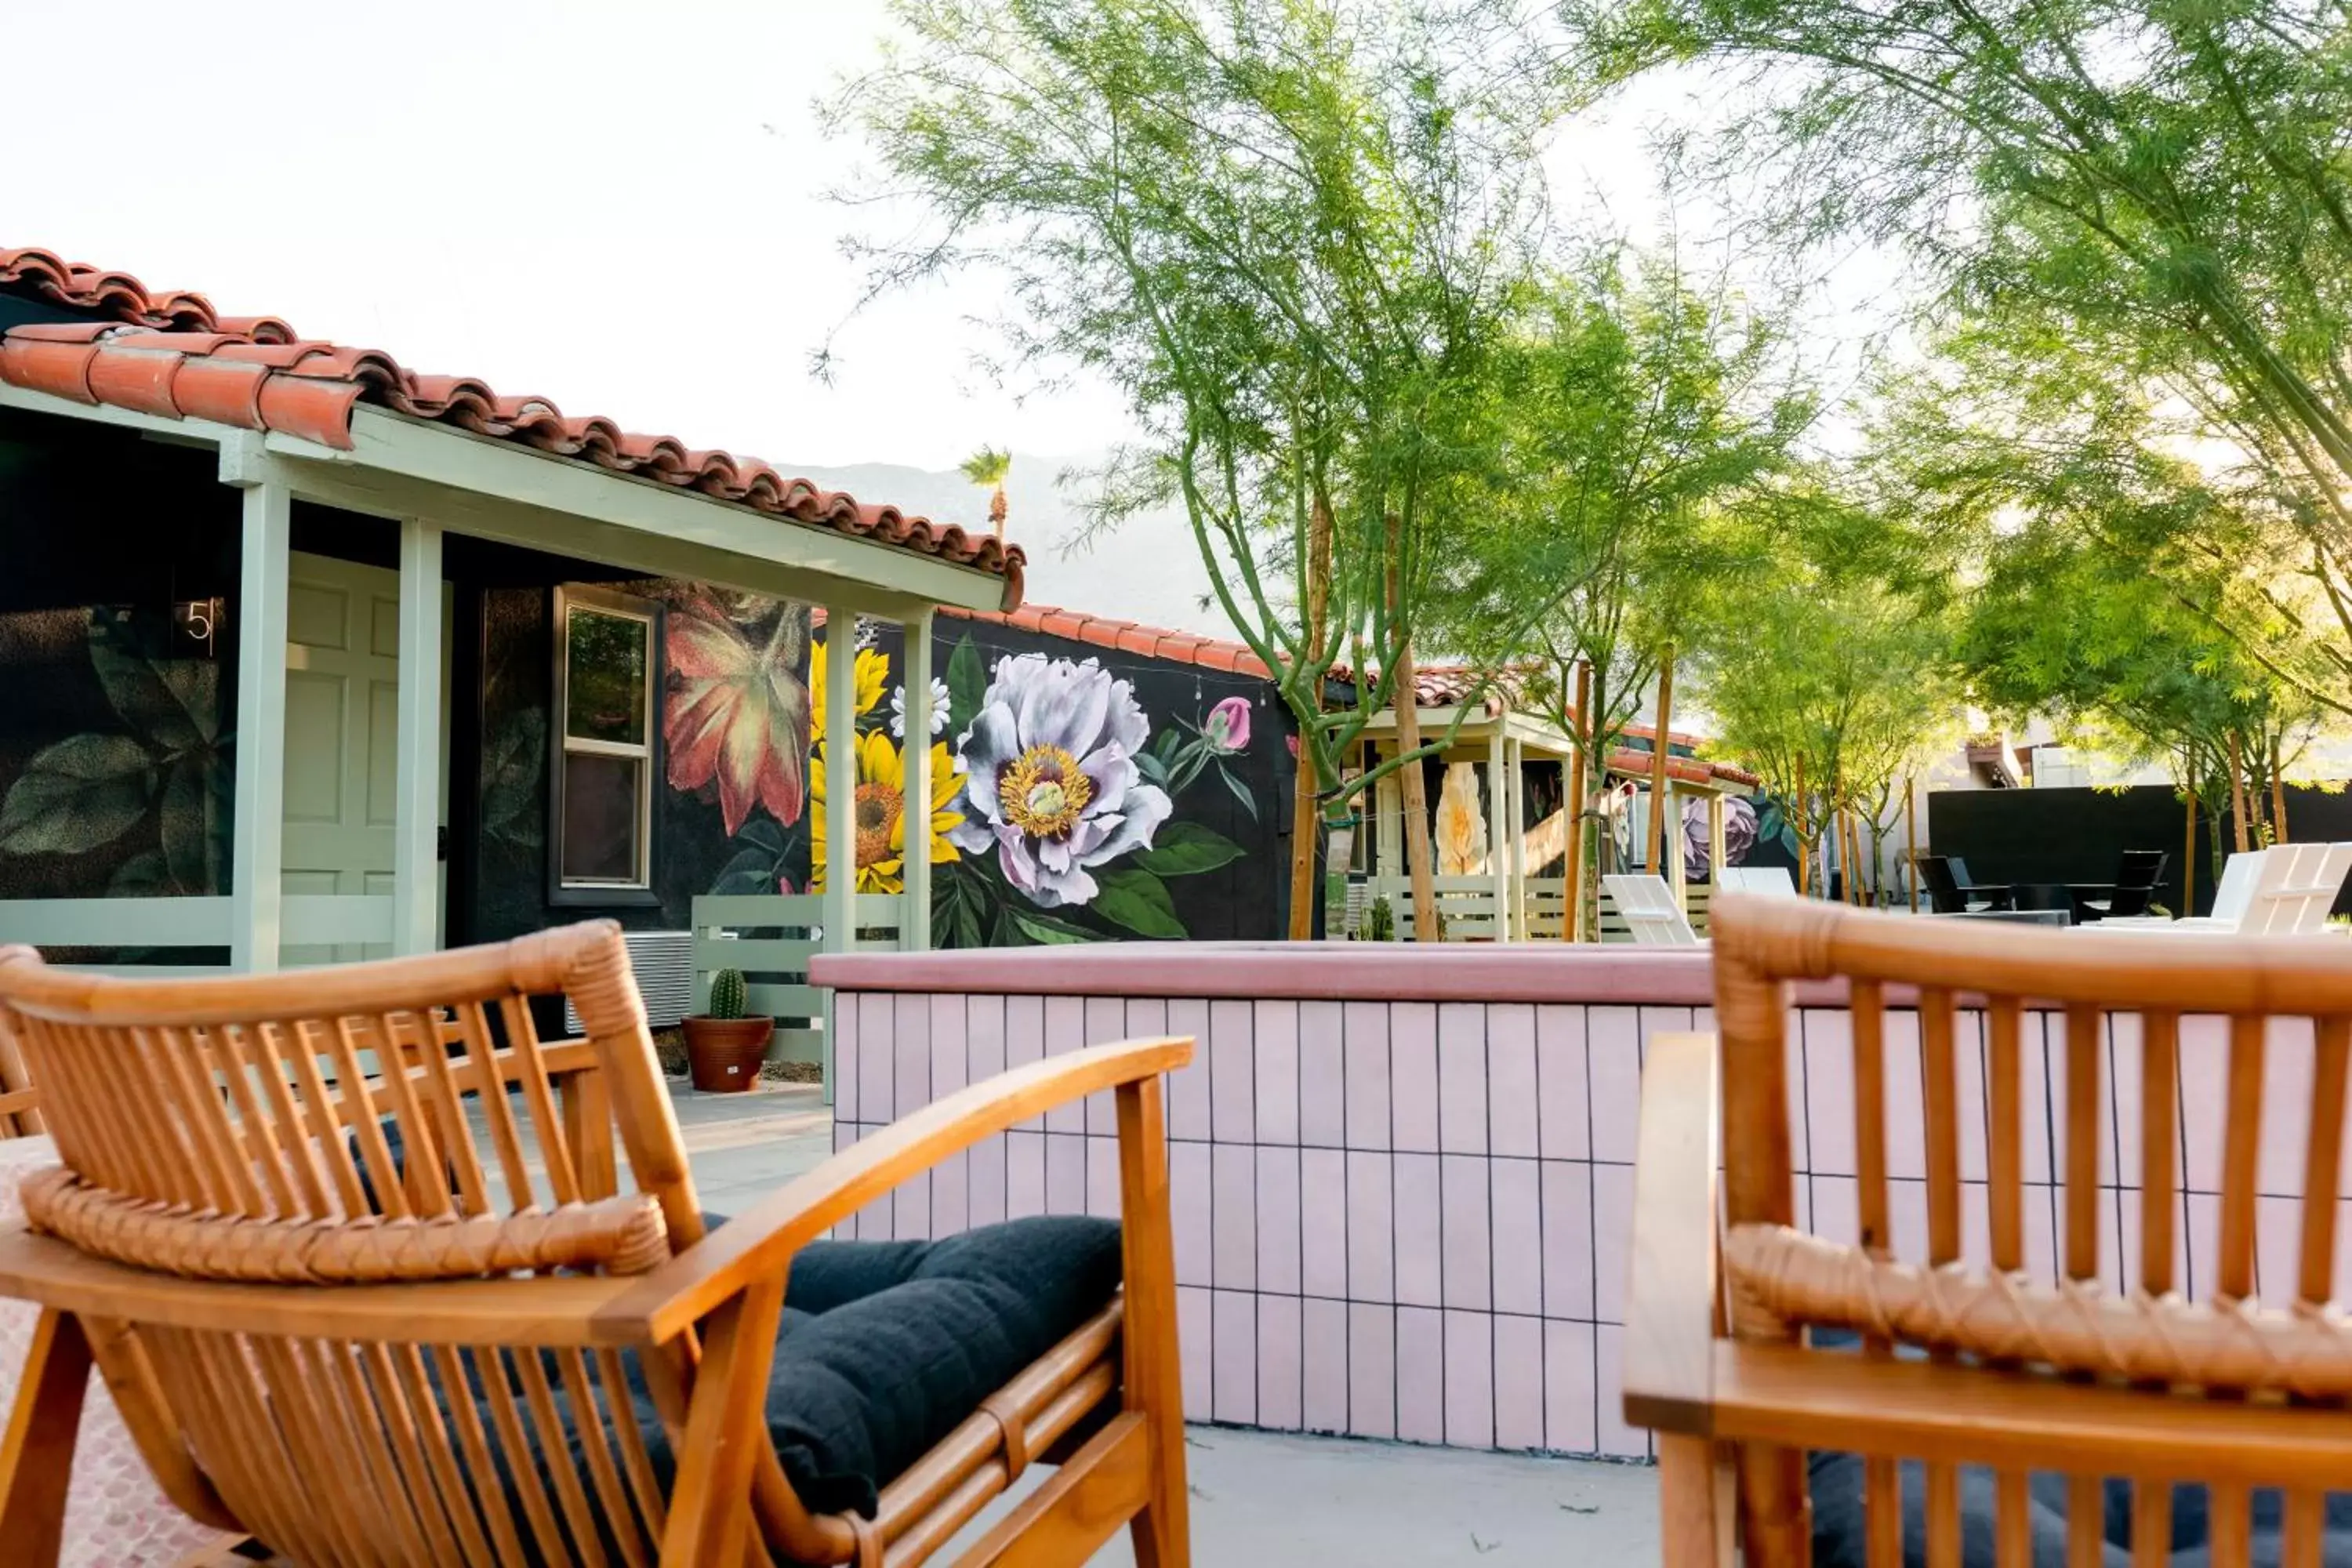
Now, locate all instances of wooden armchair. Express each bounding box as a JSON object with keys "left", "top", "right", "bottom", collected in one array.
[
  {"left": 1629, "top": 893, "right": 2352, "bottom": 1566},
  {"left": 0, "top": 921, "right": 1192, "bottom": 1567}
]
